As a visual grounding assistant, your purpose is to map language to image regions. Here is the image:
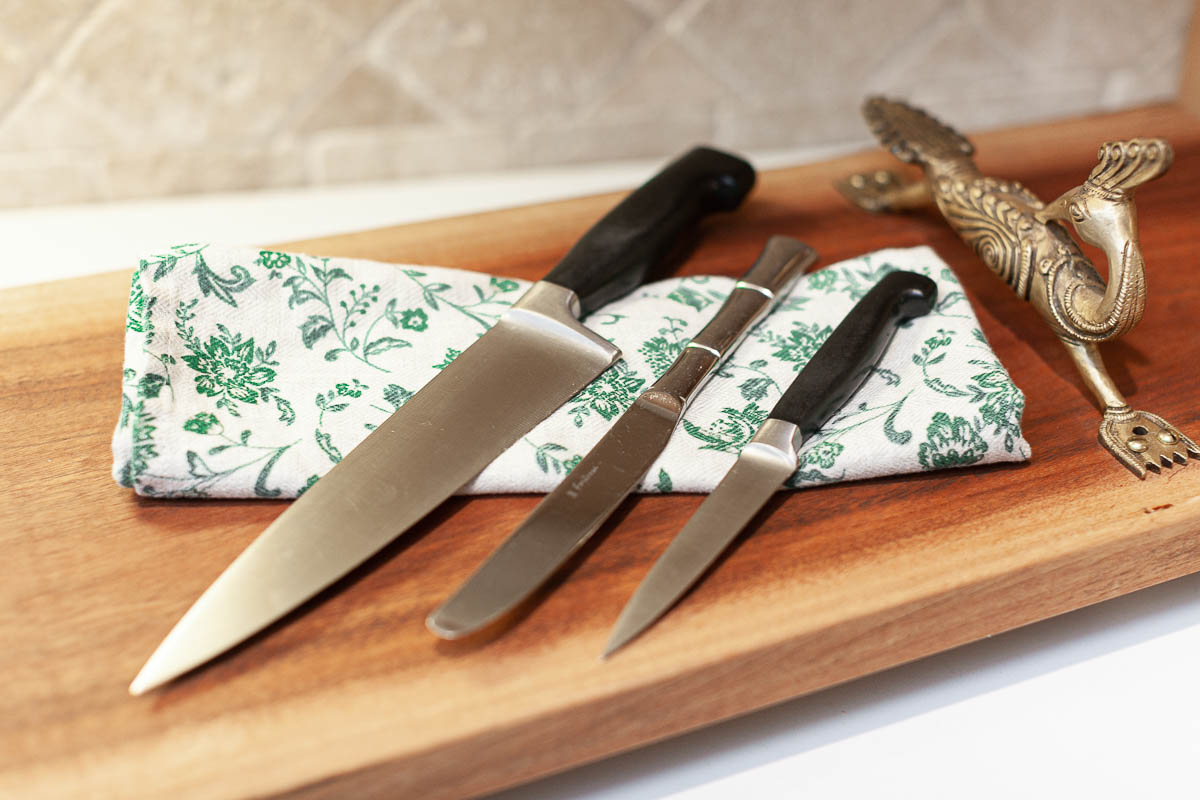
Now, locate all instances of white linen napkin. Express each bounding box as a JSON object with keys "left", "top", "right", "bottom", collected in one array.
[{"left": 112, "top": 244, "right": 1029, "bottom": 498}]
